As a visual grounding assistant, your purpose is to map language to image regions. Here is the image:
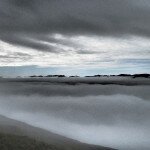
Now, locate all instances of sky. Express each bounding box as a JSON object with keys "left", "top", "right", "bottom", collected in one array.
[{"left": 0, "top": 0, "right": 150, "bottom": 76}]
